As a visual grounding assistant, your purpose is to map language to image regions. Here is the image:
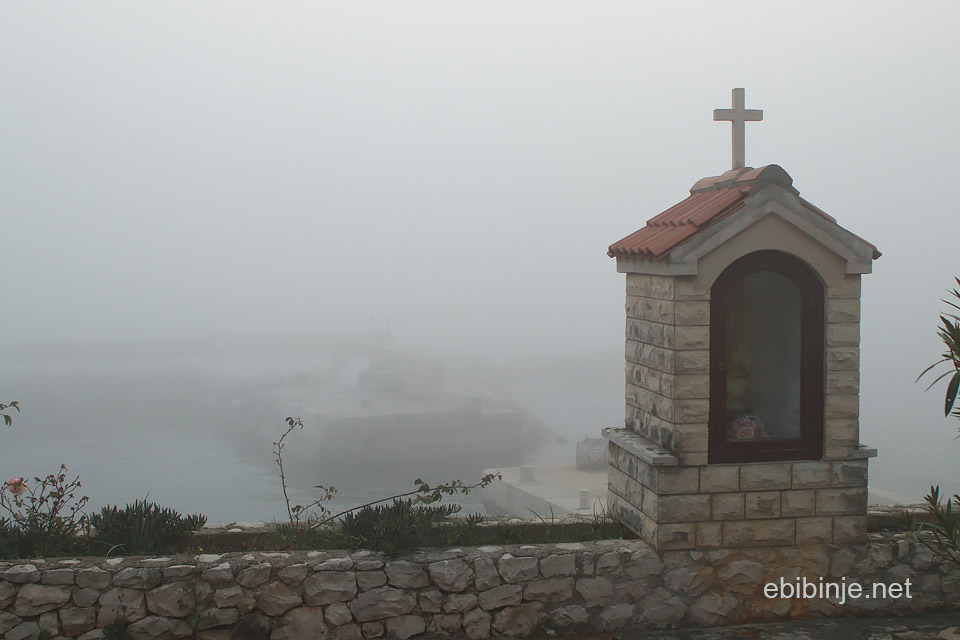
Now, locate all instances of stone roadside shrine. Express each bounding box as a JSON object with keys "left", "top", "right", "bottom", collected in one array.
[{"left": 604, "top": 88, "right": 882, "bottom": 551}]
